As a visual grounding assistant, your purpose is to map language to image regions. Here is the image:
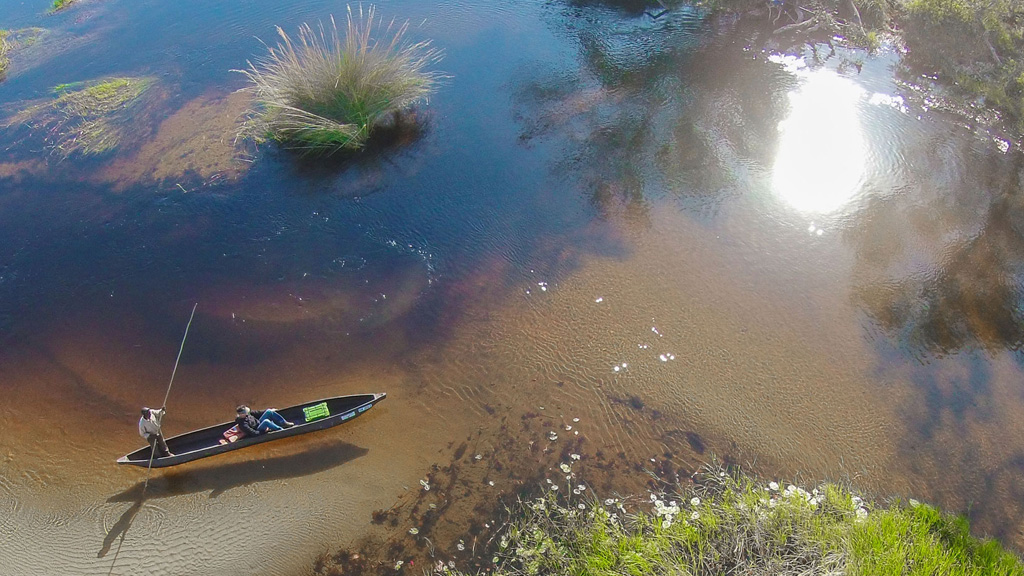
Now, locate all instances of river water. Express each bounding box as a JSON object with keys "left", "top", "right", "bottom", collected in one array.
[{"left": 3, "top": 0, "right": 1024, "bottom": 574}]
